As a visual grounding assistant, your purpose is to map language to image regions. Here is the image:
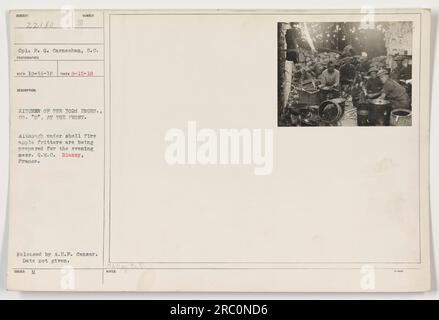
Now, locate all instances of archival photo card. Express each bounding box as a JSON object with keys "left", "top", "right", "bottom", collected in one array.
[{"left": 6, "top": 9, "right": 431, "bottom": 292}]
